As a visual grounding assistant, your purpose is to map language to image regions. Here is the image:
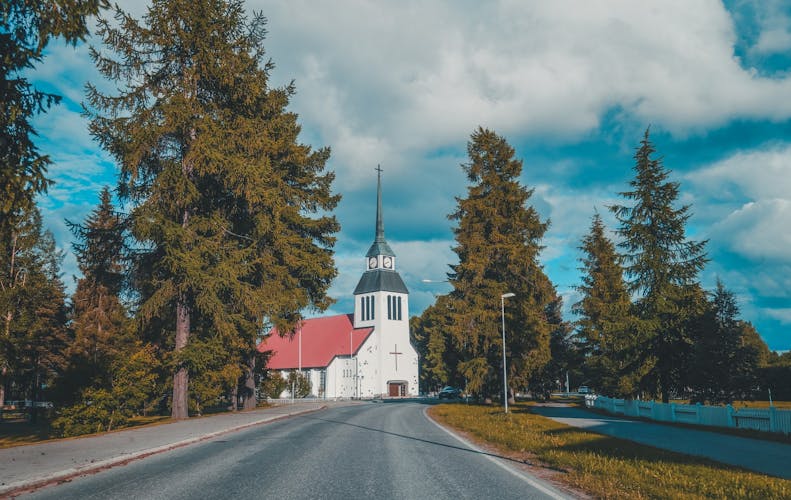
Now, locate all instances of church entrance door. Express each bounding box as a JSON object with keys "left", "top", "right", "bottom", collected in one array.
[{"left": 388, "top": 382, "right": 406, "bottom": 397}]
